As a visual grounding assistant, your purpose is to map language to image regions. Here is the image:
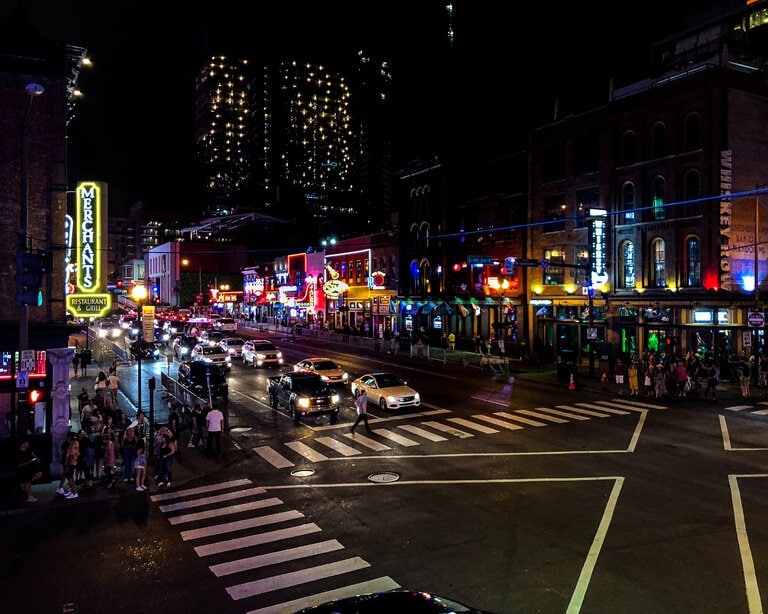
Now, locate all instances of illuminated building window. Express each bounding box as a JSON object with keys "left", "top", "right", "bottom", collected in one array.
[
  {"left": 685, "top": 237, "right": 701, "bottom": 287},
  {"left": 652, "top": 238, "right": 666, "bottom": 287}
]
